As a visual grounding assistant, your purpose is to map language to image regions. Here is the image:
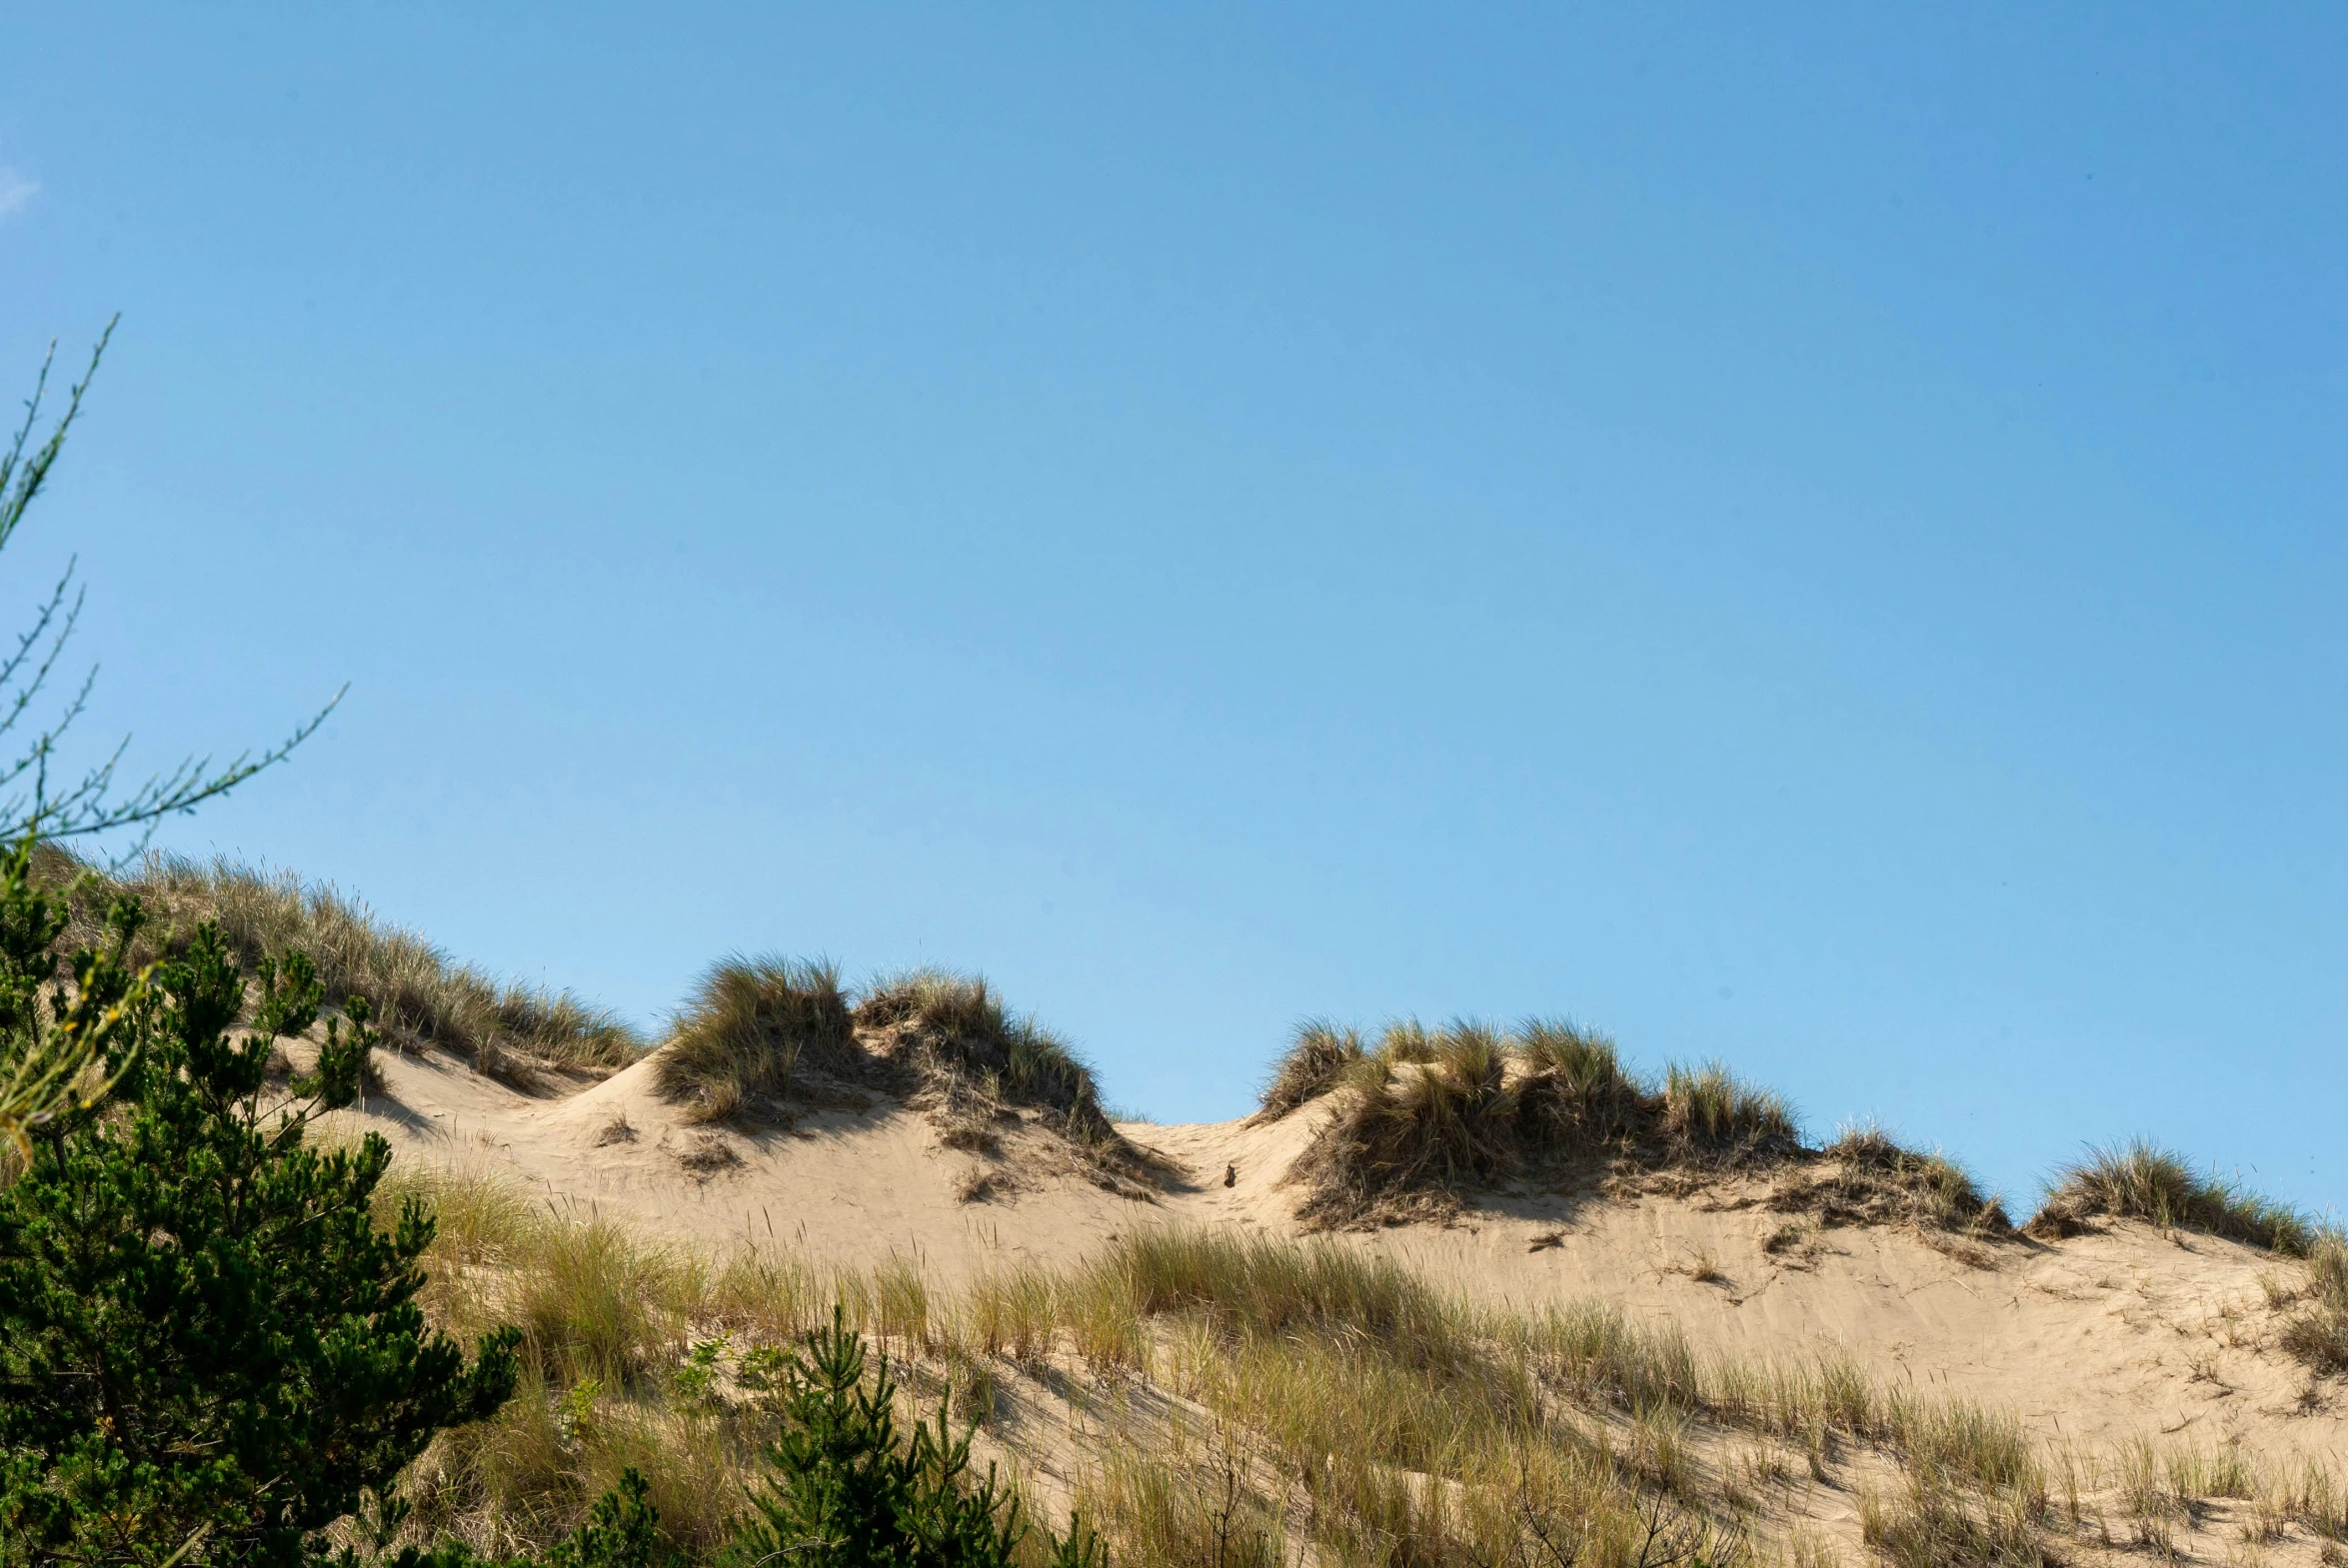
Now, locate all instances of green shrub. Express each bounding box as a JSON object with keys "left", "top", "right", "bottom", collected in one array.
[
  {"left": 0, "top": 845, "right": 520, "bottom": 1568},
  {"left": 0, "top": 330, "right": 343, "bottom": 1149},
  {"left": 540, "top": 1472, "right": 676, "bottom": 1568},
  {"left": 0, "top": 333, "right": 666, "bottom": 1568},
  {"left": 728, "top": 1309, "right": 1103, "bottom": 1568}
]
